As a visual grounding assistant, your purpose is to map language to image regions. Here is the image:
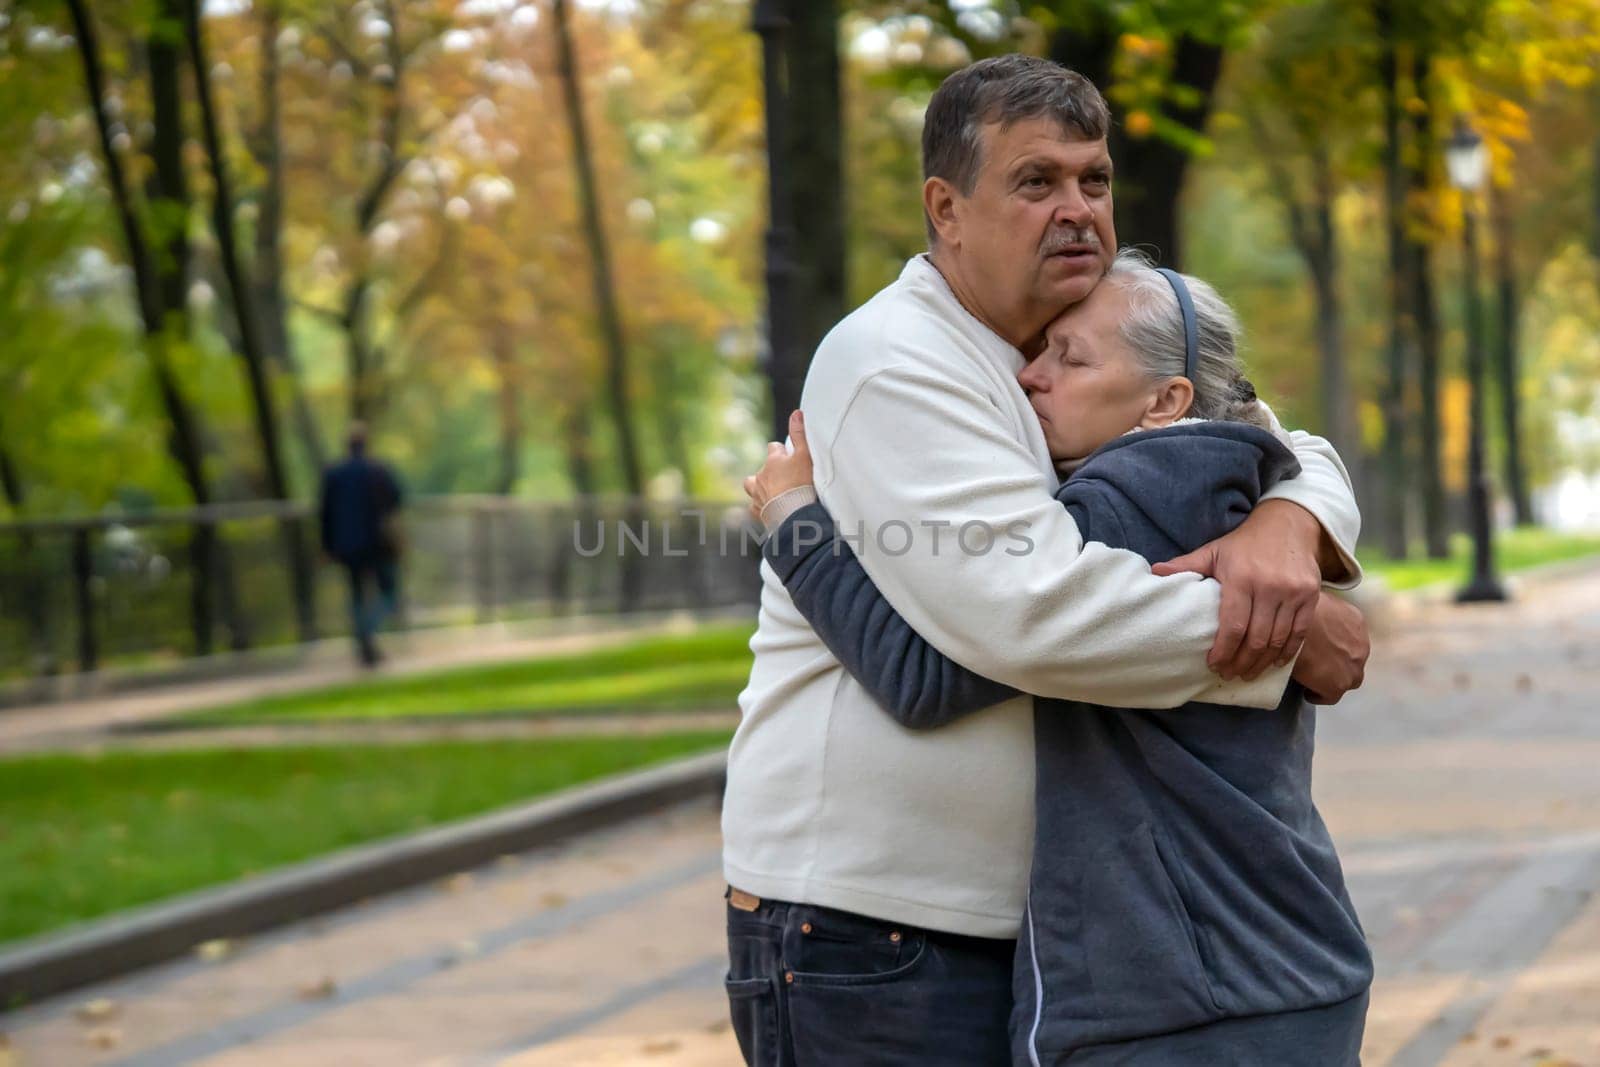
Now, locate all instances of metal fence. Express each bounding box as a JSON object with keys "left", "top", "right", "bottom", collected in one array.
[{"left": 0, "top": 496, "right": 766, "bottom": 679}]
